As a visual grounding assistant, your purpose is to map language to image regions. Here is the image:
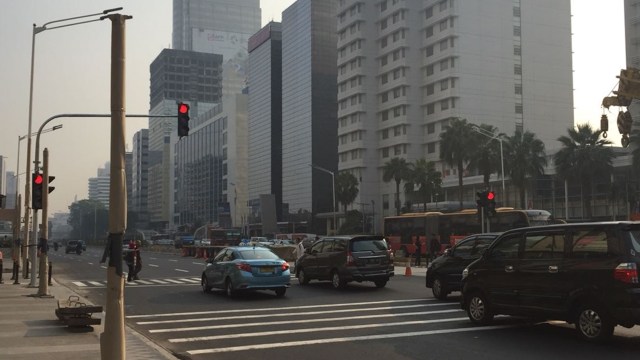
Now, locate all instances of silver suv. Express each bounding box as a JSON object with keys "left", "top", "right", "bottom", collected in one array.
[{"left": 295, "top": 235, "right": 394, "bottom": 289}]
